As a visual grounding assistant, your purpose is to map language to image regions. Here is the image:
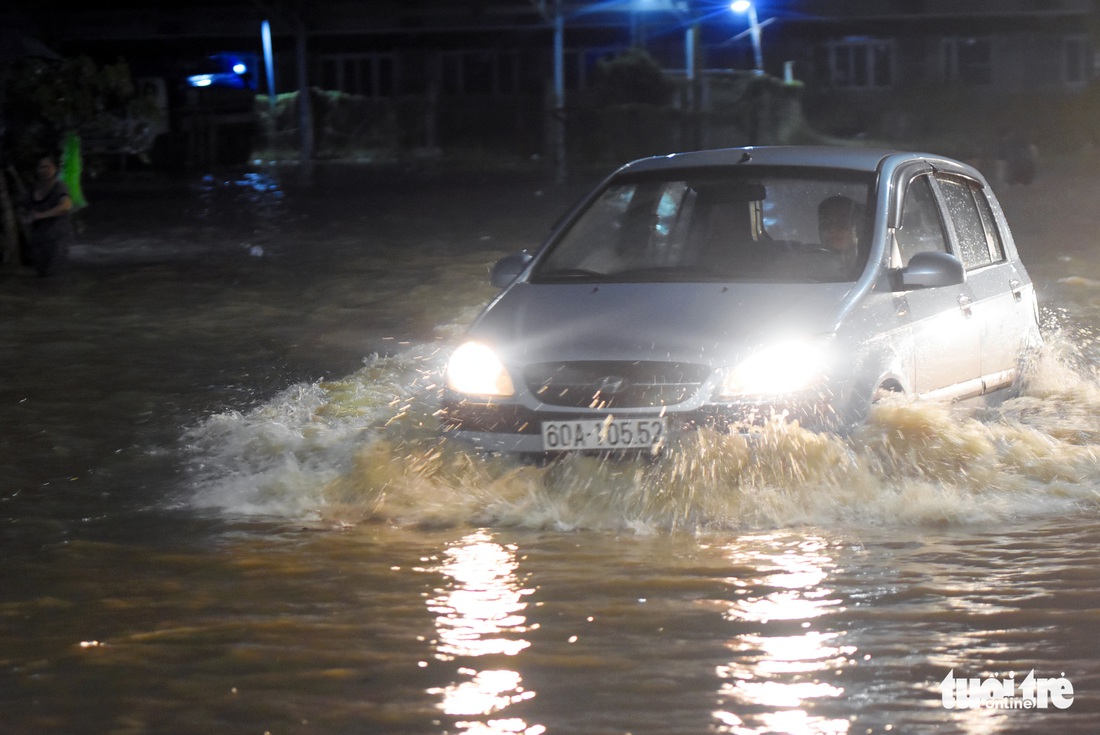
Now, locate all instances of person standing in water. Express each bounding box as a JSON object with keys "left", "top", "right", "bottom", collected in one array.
[{"left": 22, "top": 153, "right": 75, "bottom": 277}]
